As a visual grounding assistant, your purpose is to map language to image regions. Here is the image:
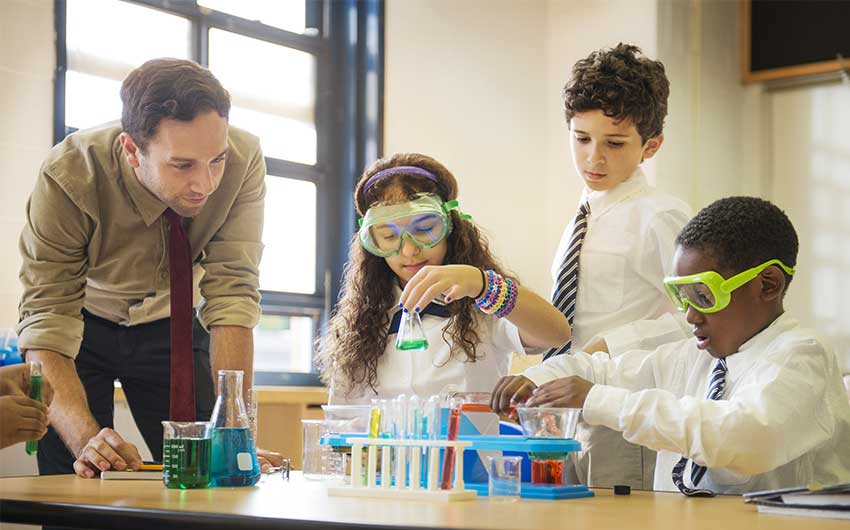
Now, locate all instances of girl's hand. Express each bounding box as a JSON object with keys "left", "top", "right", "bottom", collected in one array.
[{"left": 399, "top": 265, "right": 484, "bottom": 312}]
